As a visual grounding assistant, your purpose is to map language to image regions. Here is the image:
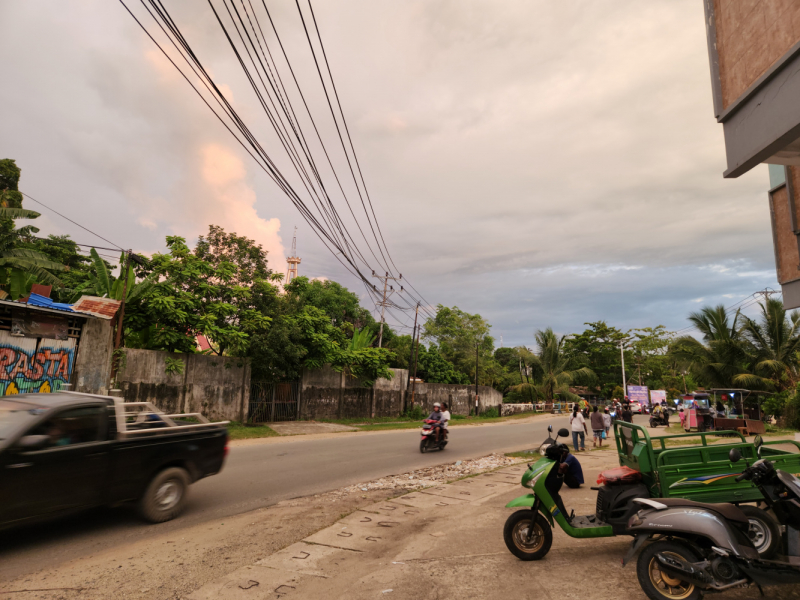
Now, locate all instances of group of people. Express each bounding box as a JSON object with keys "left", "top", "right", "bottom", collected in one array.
[
  {"left": 568, "top": 399, "right": 634, "bottom": 452},
  {"left": 427, "top": 402, "right": 450, "bottom": 441}
]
